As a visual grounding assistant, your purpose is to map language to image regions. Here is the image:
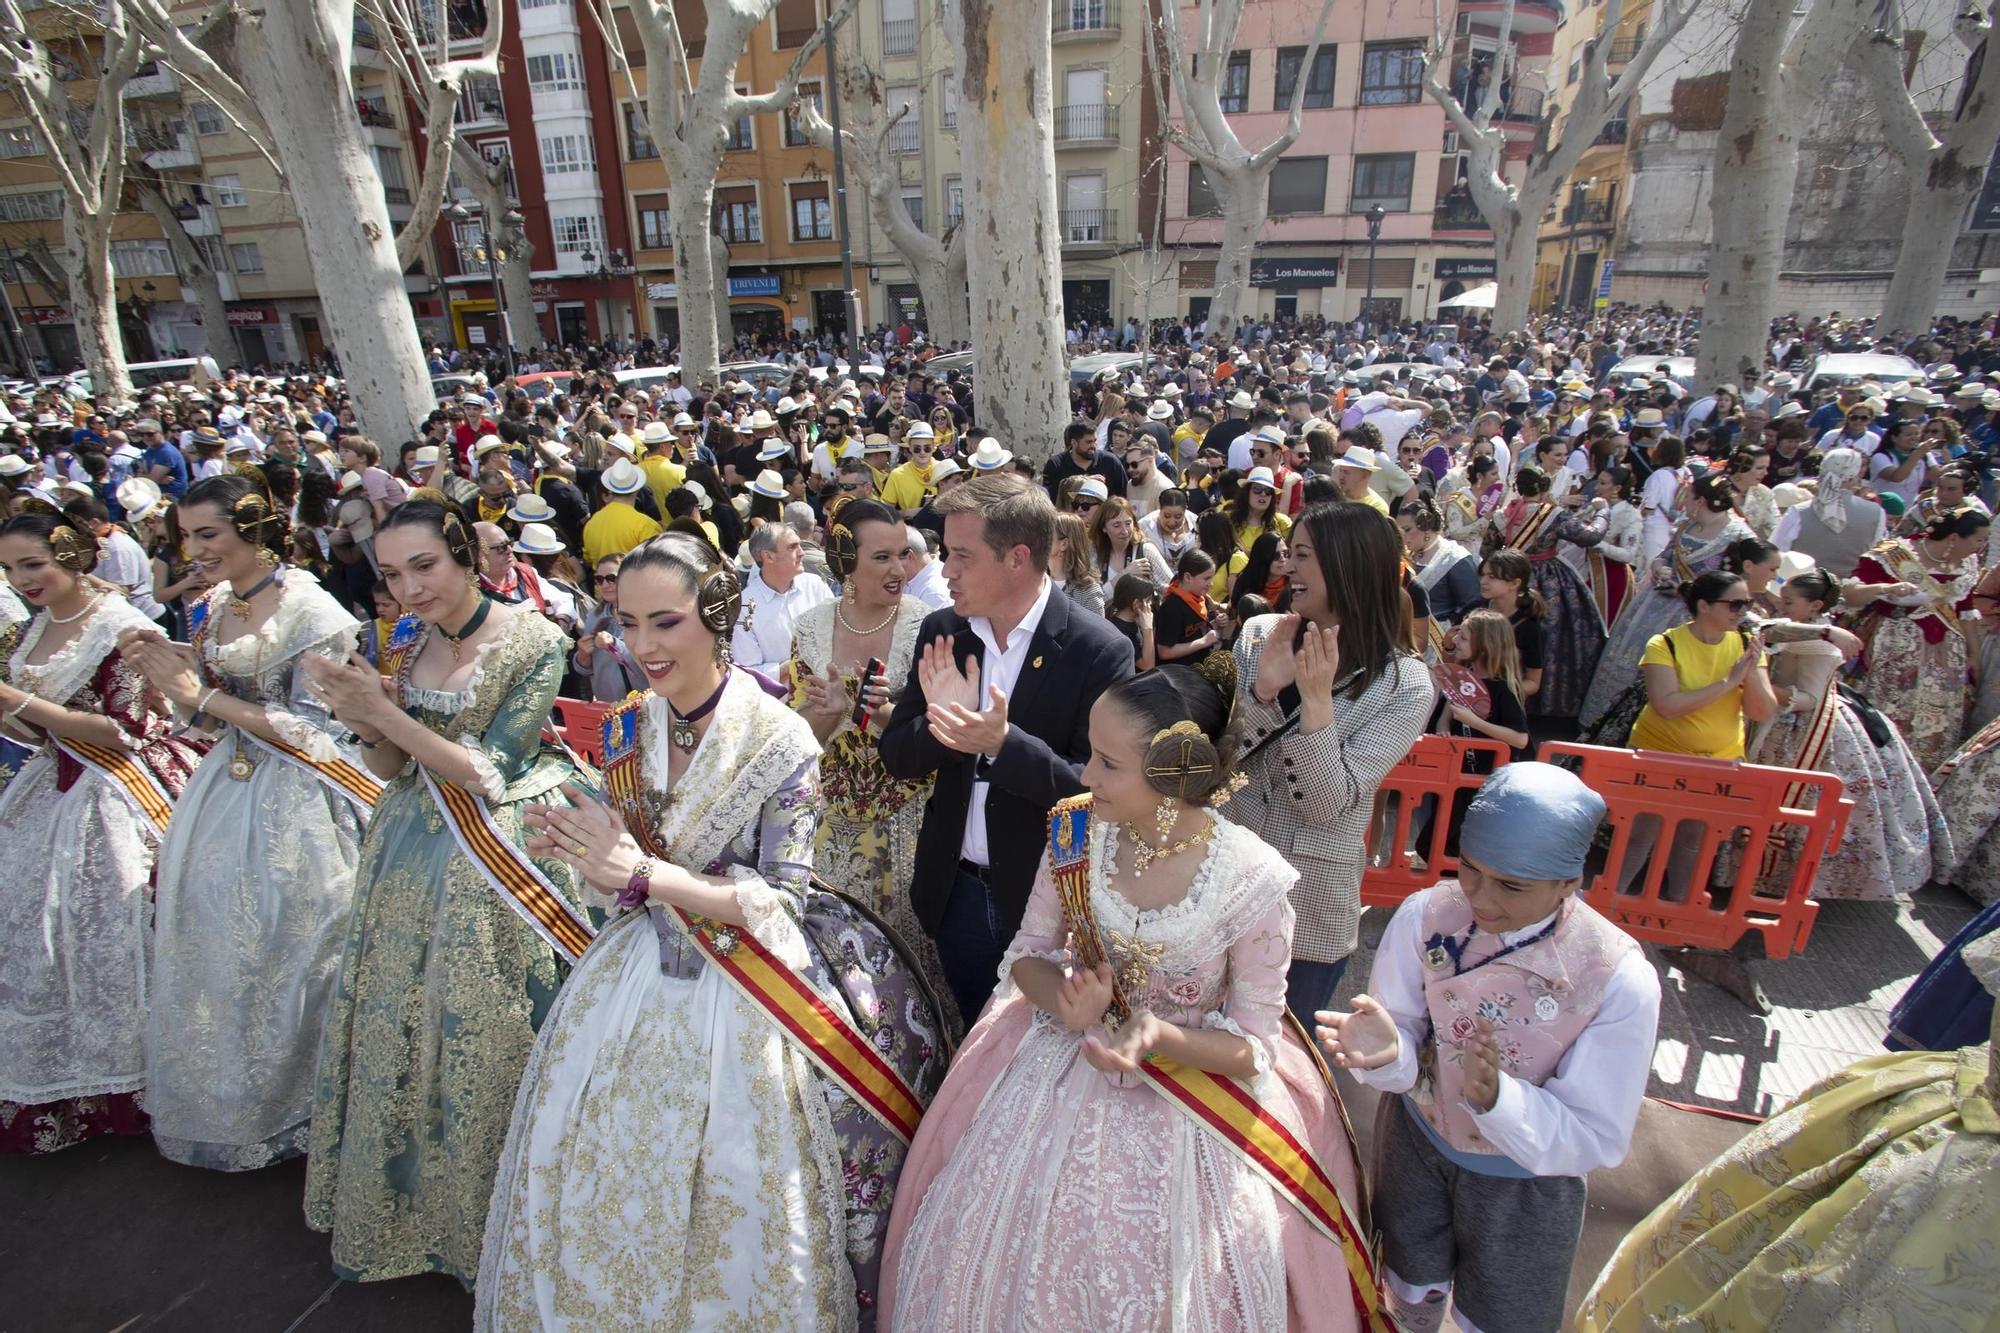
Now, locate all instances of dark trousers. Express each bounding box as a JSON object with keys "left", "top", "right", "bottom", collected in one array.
[
  {"left": 934, "top": 865, "right": 1013, "bottom": 1026},
  {"left": 1285, "top": 956, "right": 1350, "bottom": 1030}
]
